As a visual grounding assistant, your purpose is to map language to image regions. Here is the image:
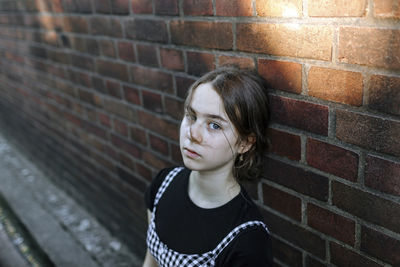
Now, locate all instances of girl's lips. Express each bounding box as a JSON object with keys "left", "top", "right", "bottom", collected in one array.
[{"left": 183, "top": 148, "right": 201, "bottom": 158}]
